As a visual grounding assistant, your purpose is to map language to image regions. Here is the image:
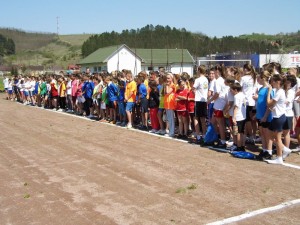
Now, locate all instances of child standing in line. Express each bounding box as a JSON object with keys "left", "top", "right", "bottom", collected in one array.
[
  {"left": 136, "top": 76, "right": 149, "bottom": 130},
  {"left": 7, "top": 78, "right": 13, "bottom": 100},
  {"left": 148, "top": 80, "right": 160, "bottom": 133},
  {"left": 282, "top": 75, "right": 296, "bottom": 155},
  {"left": 105, "top": 76, "right": 119, "bottom": 123},
  {"left": 253, "top": 71, "right": 273, "bottom": 160},
  {"left": 230, "top": 83, "right": 247, "bottom": 151},
  {"left": 187, "top": 77, "right": 196, "bottom": 135},
  {"left": 100, "top": 83, "right": 108, "bottom": 122},
  {"left": 265, "top": 74, "right": 289, "bottom": 164},
  {"left": 124, "top": 71, "right": 137, "bottom": 129},
  {"left": 164, "top": 73, "right": 176, "bottom": 137},
  {"left": 117, "top": 79, "right": 127, "bottom": 126},
  {"left": 175, "top": 79, "right": 189, "bottom": 139},
  {"left": 155, "top": 75, "right": 167, "bottom": 135}
]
